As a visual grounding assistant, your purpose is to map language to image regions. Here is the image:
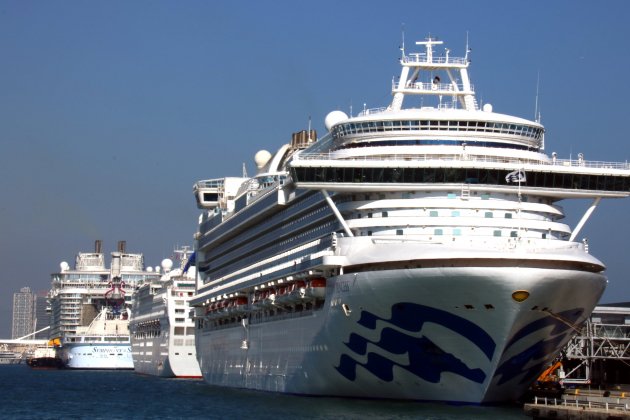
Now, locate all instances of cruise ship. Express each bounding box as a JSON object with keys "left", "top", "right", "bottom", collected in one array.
[
  {"left": 49, "top": 240, "right": 160, "bottom": 369},
  {"left": 130, "top": 247, "right": 202, "bottom": 378},
  {"left": 190, "top": 36, "right": 630, "bottom": 403}
]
